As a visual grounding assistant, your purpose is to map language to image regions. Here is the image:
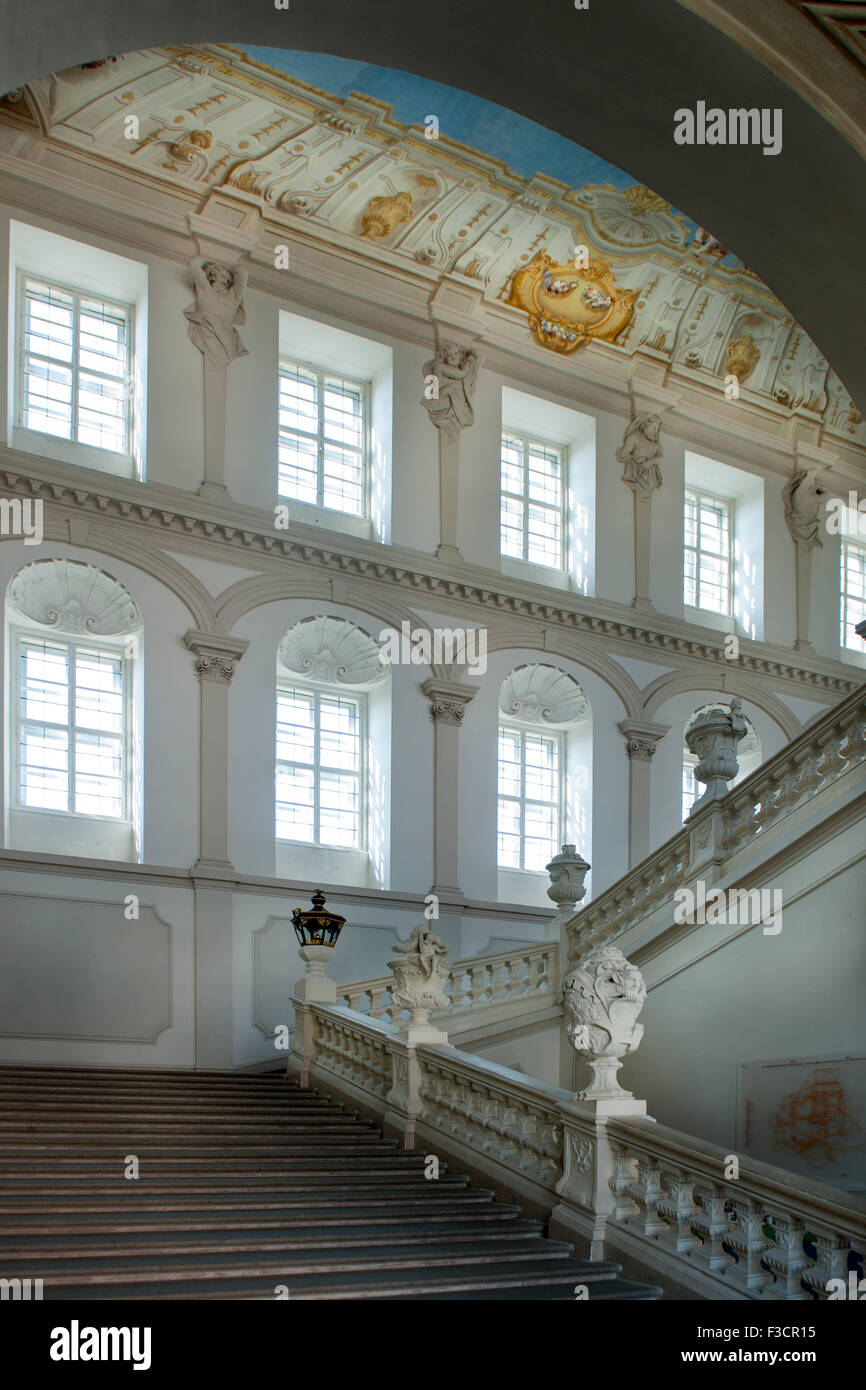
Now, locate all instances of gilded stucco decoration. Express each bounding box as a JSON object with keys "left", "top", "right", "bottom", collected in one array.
[{"left": 503, "top": 251, "right": 638, "bottom": 354}]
